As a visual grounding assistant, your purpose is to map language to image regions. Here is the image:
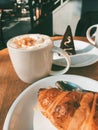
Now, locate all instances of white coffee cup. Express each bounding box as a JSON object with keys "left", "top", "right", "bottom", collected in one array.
[
  {"left": 86, "top": 24, "right": 98, "bottom": 48},
  {"left": 7, "top": 34, "right": 70, "bottom": 83}
]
